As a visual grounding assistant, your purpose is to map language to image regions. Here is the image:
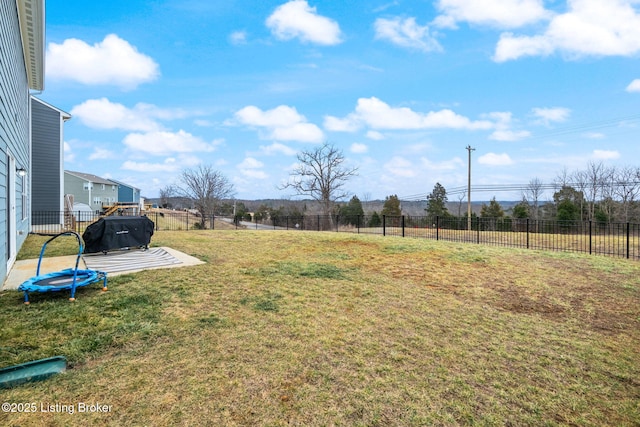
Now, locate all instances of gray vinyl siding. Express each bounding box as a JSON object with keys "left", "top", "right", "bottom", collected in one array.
[
  {"left": 31, "top": 98, "right": 62, "bottom": 223},
  {"left": 64, "top": 172, "right": 118, "bottom": 211},
  {"left": 0, "top": 0, "right": 31, "bottom": 282},
  {"left": 64, "top": 174, "right": 87, "bottom": 205}
]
